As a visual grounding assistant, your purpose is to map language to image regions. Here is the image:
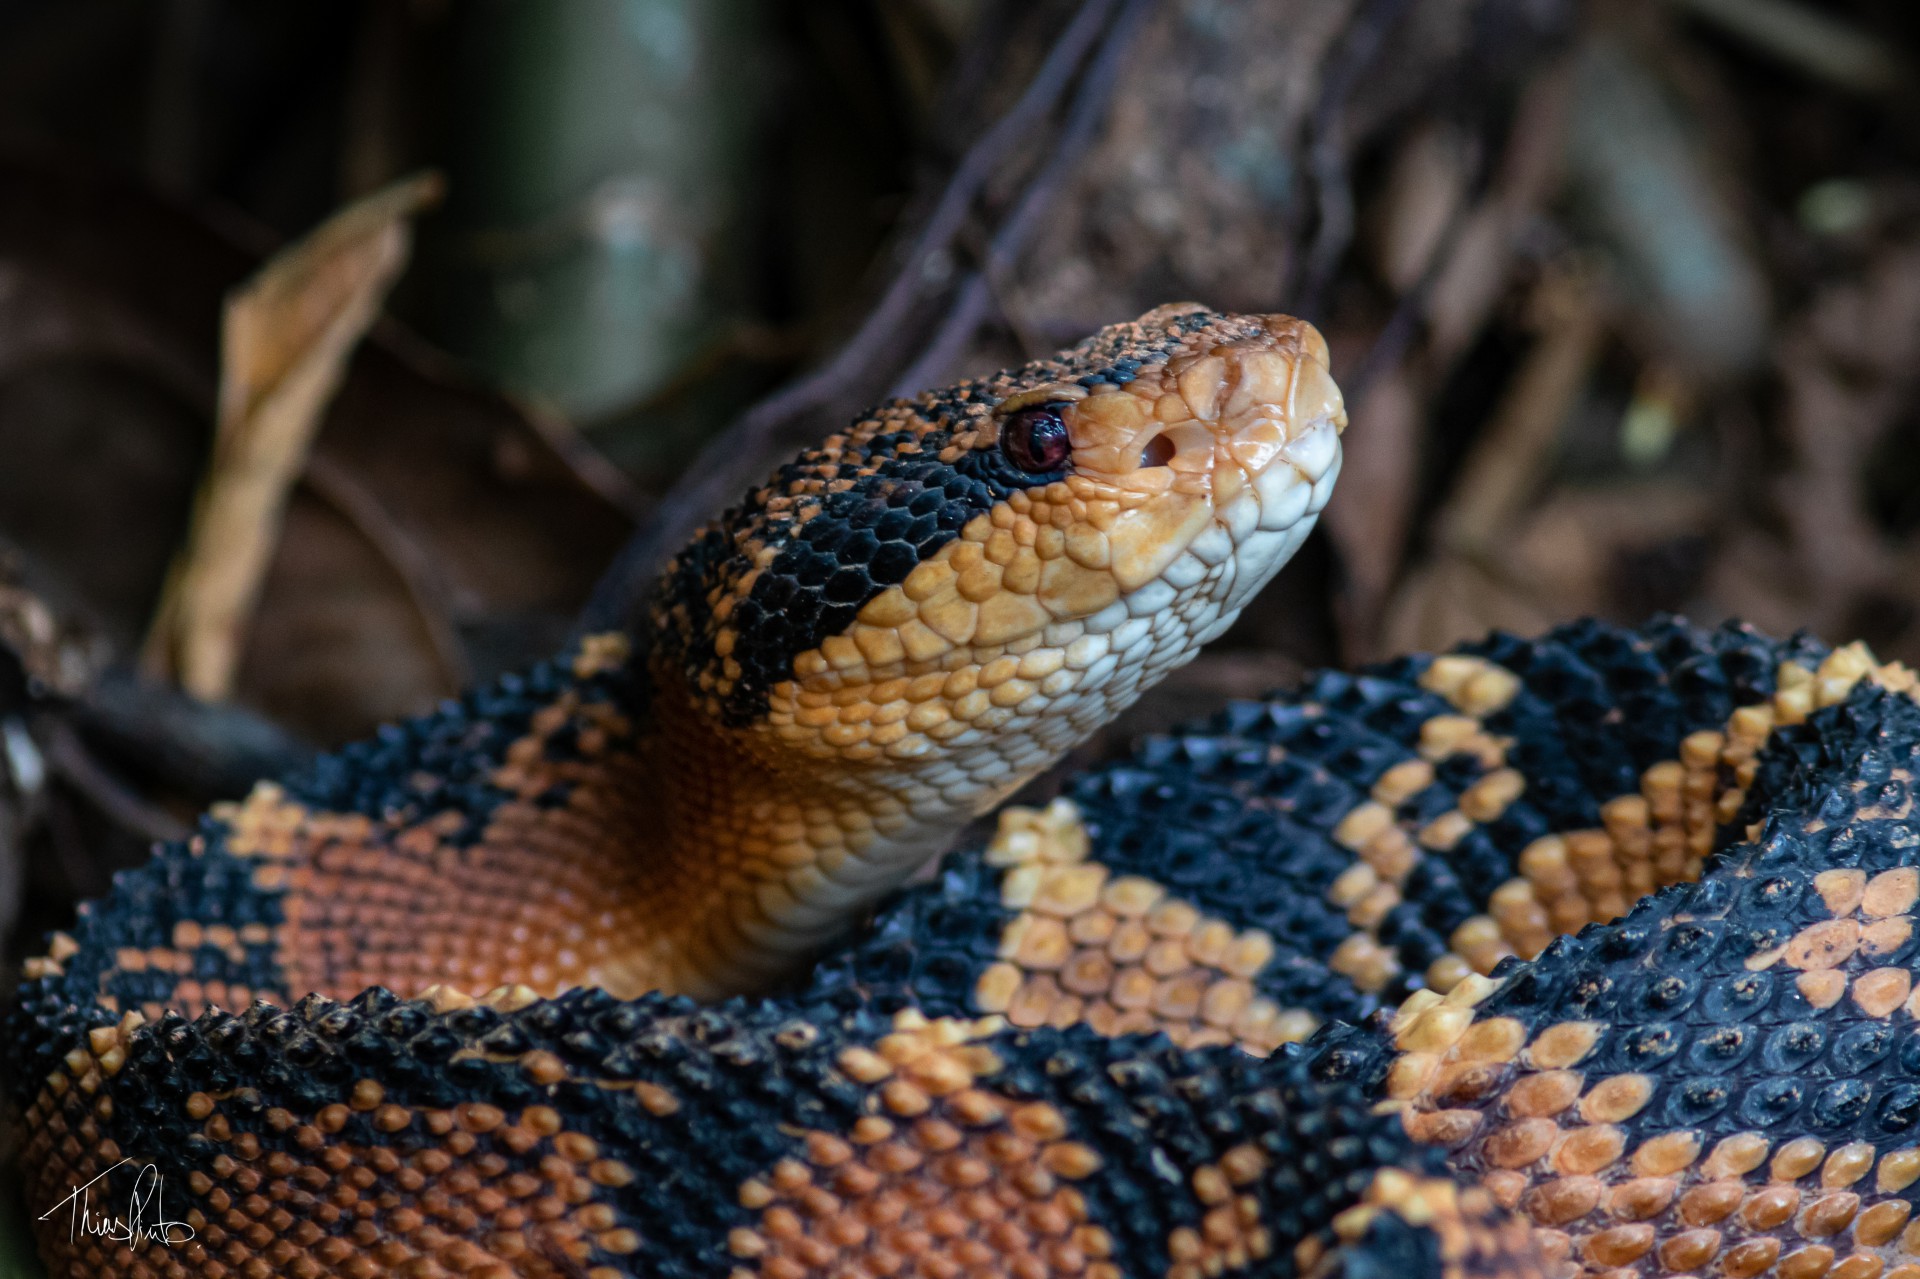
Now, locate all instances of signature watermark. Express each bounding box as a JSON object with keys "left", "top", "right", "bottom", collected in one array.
[{"left": 38, "top": 1159, "right": 195, "bottom": 1250}]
